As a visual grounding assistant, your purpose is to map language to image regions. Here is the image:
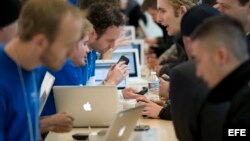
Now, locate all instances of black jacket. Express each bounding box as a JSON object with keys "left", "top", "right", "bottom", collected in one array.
[
  {"left": 200, "top": 60, "right": 250, "bottom": 141},
  {"left": 169, "top": 60, "right": 209, "bottom": 141},
  {"left": 159, "top": 33, "right": 188, "bottom": 76},
  {"left": 246, "top": 34, "right": 250, "bottom": 55}
]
